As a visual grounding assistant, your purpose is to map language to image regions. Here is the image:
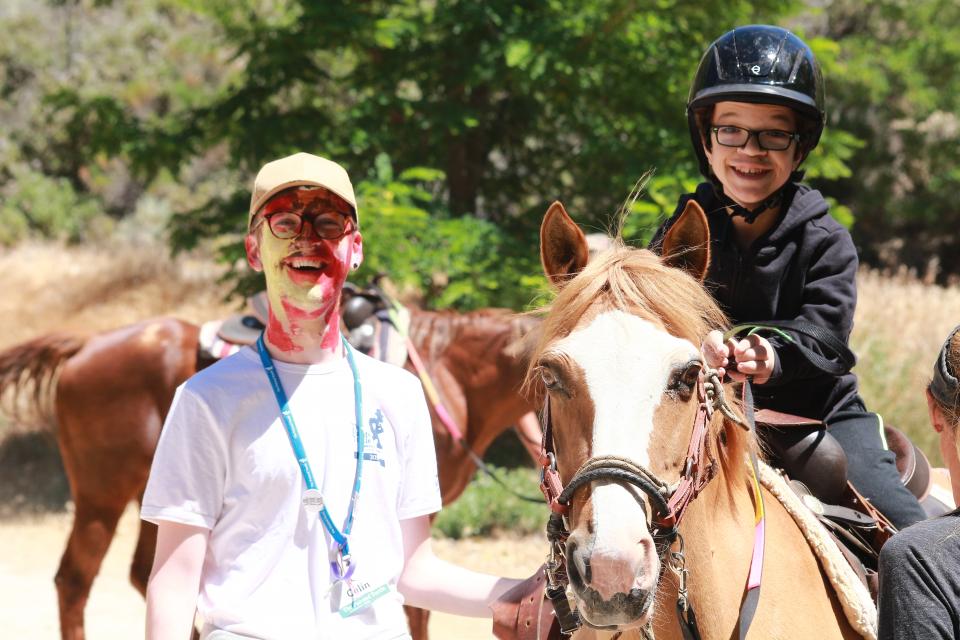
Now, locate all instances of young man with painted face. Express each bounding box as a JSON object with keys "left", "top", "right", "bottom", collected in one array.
[
  {"left": 650, "top": 25, "right": 926, "bottom": 529},
  {"left": 142, "top": 153, "right": 523, "bottom": 639}
]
